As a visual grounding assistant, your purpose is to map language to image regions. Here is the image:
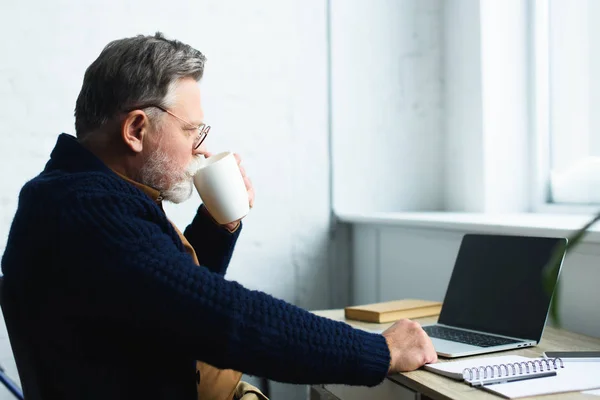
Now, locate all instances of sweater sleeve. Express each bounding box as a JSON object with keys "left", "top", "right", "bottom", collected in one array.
[
  {"left": 65, "top": 192, "right": 391, "bottom": 387},
  {"left": 183, "top": 205, "right": 240, "bottom": 275}
]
